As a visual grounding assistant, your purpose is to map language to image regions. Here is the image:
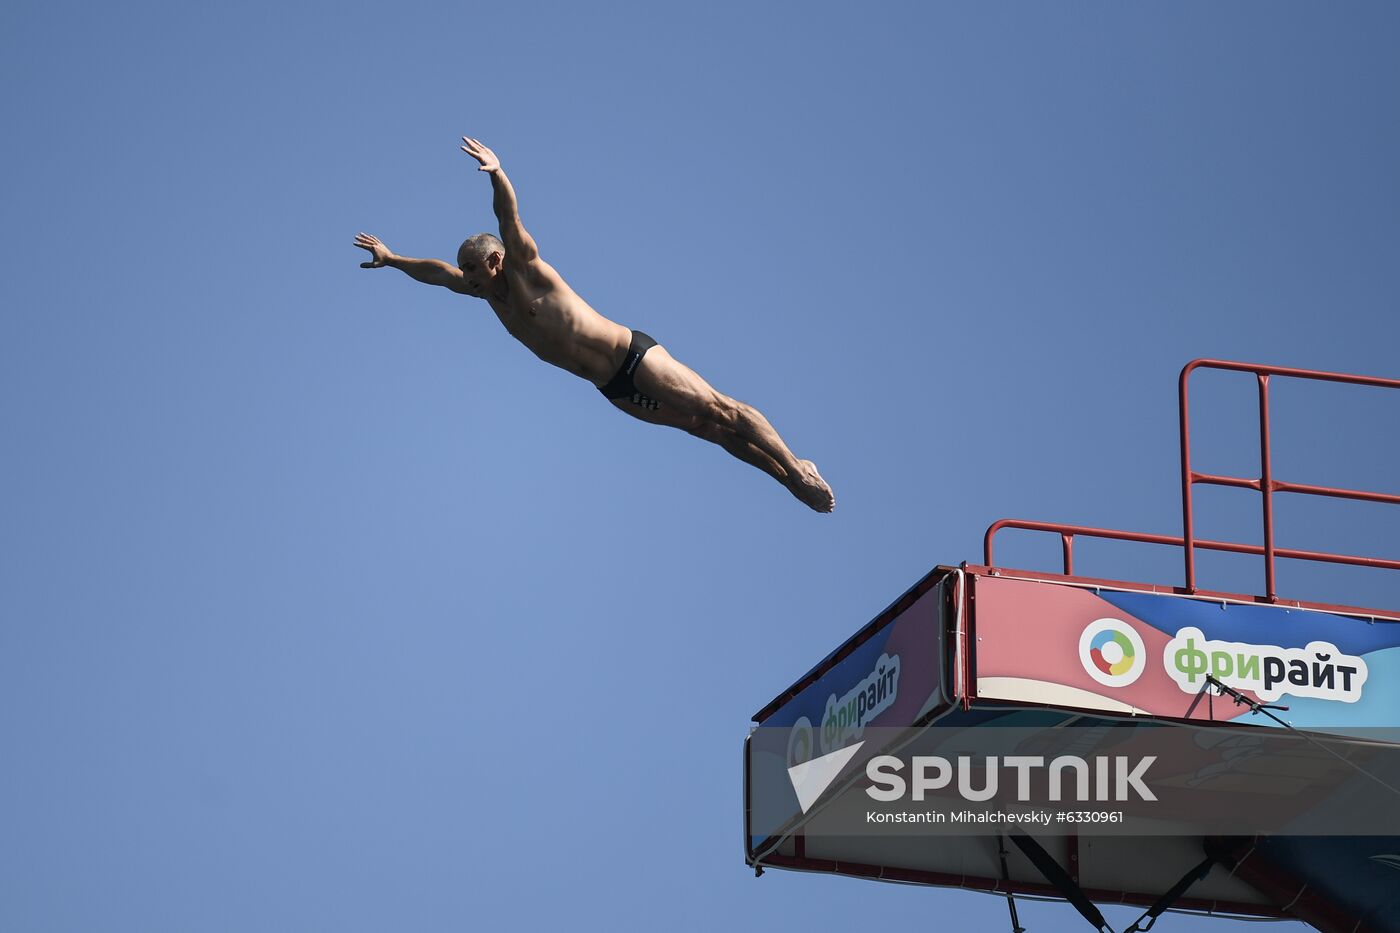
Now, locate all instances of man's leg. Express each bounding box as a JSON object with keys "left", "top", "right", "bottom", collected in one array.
[
  {"left": 610, "top": 398, "right": 789, "bottom": 482},
  {"left": 698, "top": 423, "right": 790, "bottom": 483},
  {"left": 627, "top": 346, "right": 835, "bottom": 512}
]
